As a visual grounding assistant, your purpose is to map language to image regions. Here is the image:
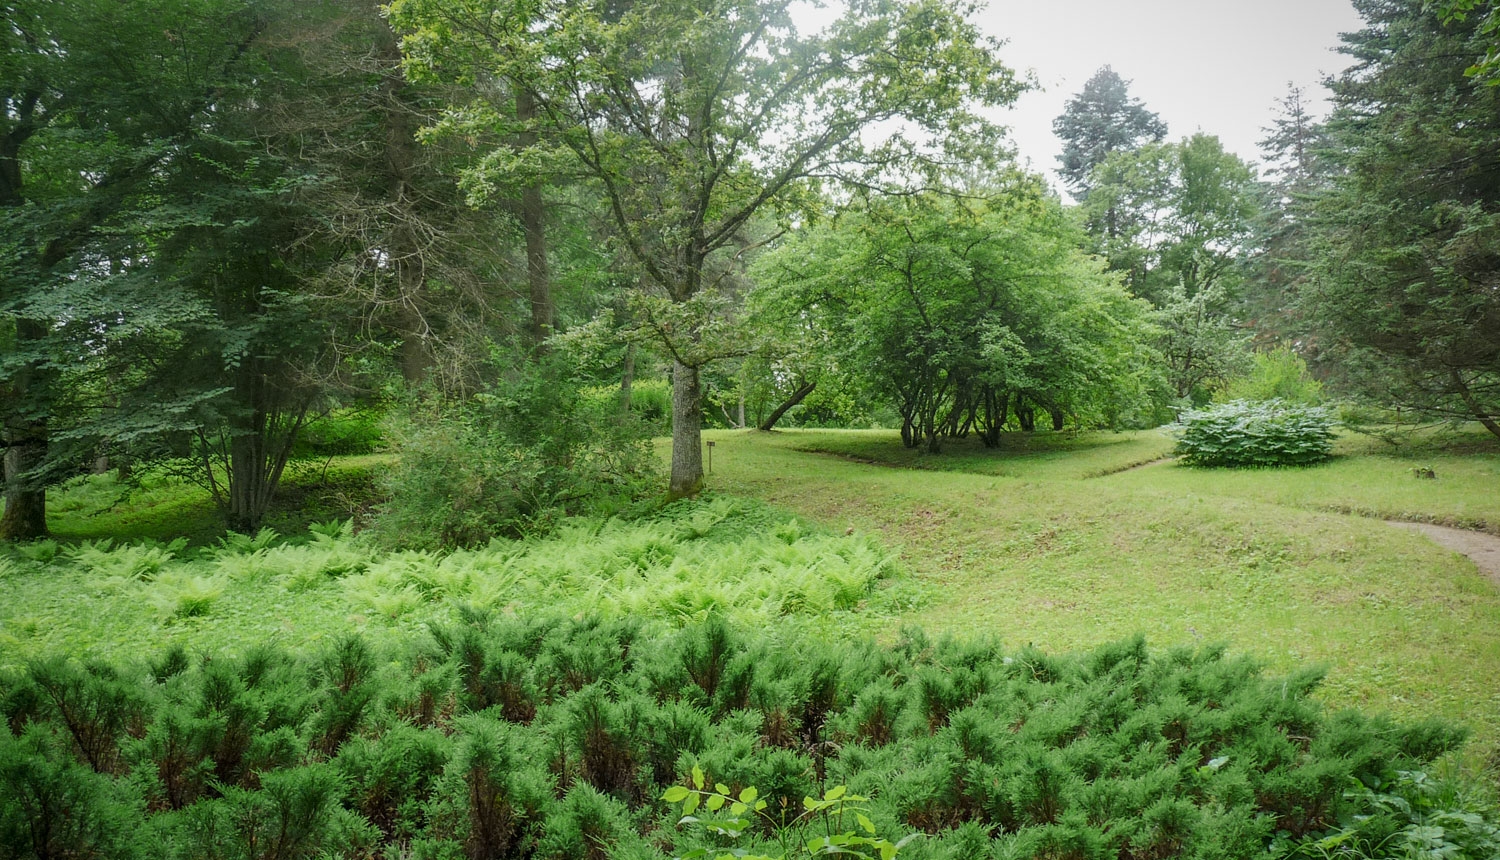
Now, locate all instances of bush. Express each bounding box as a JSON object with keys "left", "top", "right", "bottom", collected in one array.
[
  {"left": 0, "top": 618, "right": 1493, "bottom": 860},
  {"left": 1174, "top": 400, "right": 1336, "bottom": 468},
  {"left": 1217, "top": 347, "right": 1323, "bottom": 405},
  {"left": 374, "top": 364, "right": 661, "bottom": 548}
]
